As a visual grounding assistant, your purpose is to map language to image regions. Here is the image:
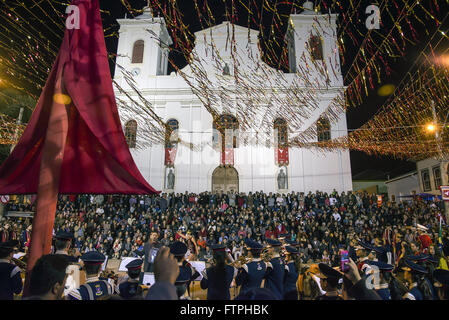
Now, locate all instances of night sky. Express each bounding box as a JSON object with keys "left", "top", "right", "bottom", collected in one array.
[{"left": 3, "top": 0, "right": 447, "bottom": 178}]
